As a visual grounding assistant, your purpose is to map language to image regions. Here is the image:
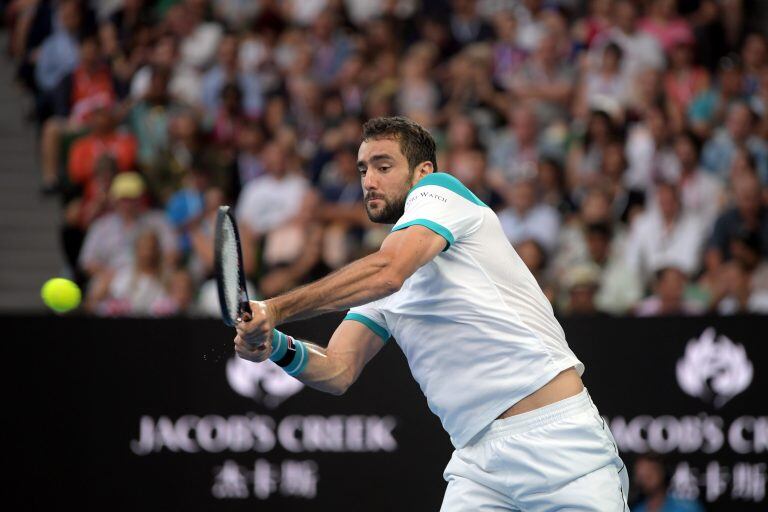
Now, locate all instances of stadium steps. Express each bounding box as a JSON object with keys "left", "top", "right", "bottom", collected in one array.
[{"left": 0, "top": 34, "right": 65, "bottom": 311}]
